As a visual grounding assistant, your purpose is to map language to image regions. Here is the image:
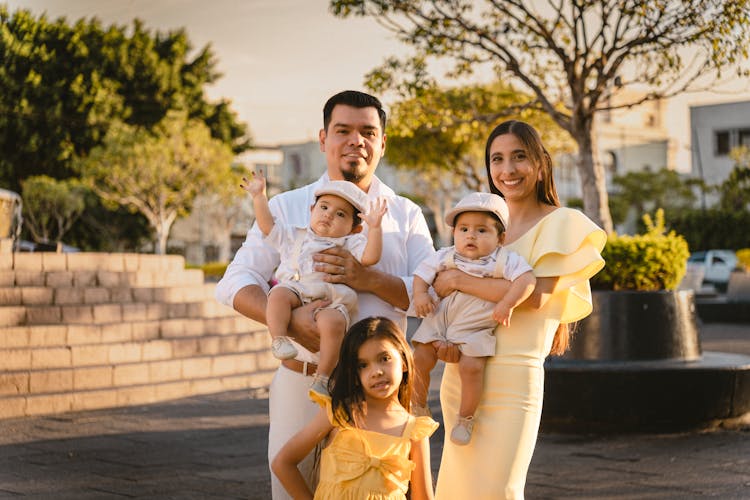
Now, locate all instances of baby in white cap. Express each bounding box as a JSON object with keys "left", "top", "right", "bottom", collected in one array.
[
  {"left": 410, "top": 192, "right": 536, "bottom": 445},
  {"left": 242, "top": 172, "right": 387, "bottom": 398}
]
